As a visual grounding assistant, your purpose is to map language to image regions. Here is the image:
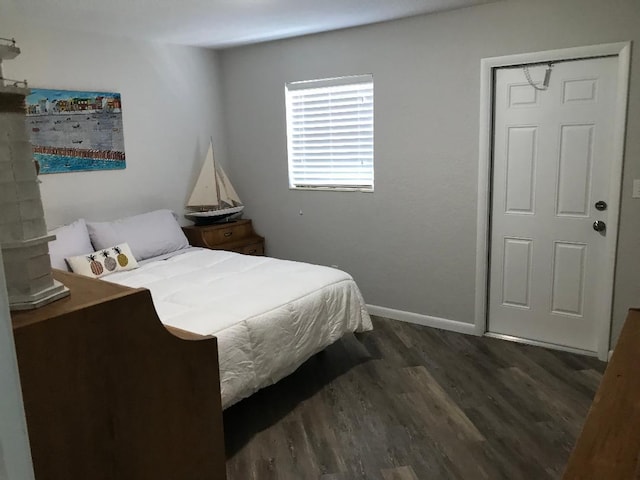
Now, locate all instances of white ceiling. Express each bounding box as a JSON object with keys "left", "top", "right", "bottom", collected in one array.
[{"left": 5, "top": 0, "right": 497, "bottom": 49}]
